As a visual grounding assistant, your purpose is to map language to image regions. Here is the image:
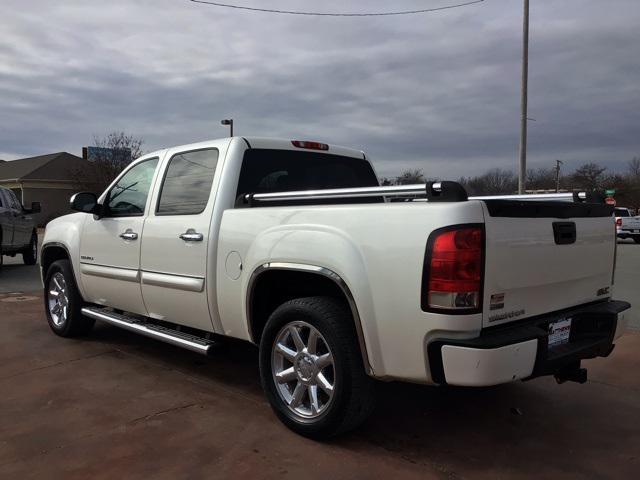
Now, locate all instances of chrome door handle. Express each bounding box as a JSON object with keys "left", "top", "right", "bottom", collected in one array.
[
  {"left": 179, "top": 229, "right": 203, "bottom": 242},
  {"left": 119, "top": 230, "right": 138, "bottom": 241}
]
